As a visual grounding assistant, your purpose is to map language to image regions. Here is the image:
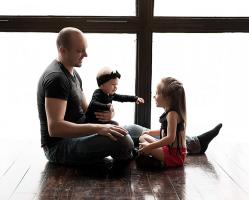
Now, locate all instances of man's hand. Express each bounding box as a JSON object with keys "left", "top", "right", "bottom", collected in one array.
[
  {"left": 98, "top": 124, "right": 128, "bottom": 141},
  {"left": 95, "top": 104, "right": 114, "bottom": 122}
]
